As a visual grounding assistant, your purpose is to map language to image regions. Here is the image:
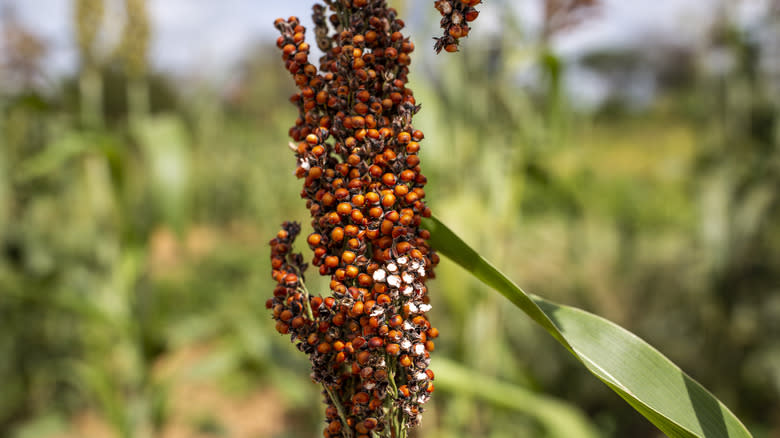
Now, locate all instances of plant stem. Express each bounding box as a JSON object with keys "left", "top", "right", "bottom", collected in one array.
[
  {"left": 387, "top": 362, "right": 399, "bottom": 397},
  {"left": 127, "top": 78, "right": 149, "bottom": 127},
  {"left": 384, "top": 363, "right": 407, "bottom": 438},
  {"left": 295, "top": 272, "right": 315, "bottom": 321},
  {"left": 79, "top": 65, "right": 104, "bottom": 129},
  {"left": 324, "top": 384, "right": 354, "bottom": 438}
]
